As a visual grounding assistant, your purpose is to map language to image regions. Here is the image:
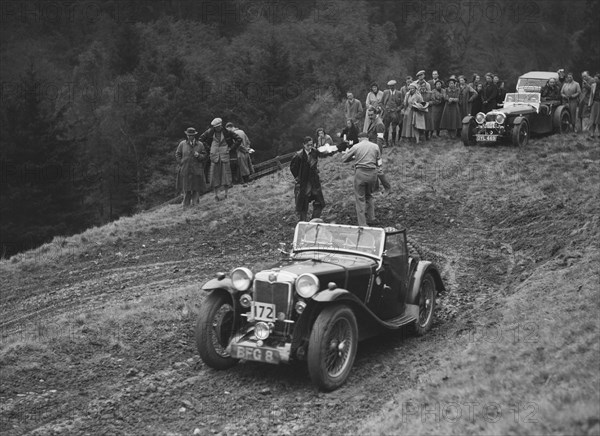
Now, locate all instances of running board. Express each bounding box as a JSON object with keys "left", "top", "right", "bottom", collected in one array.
[{"left": 381, "top": 304, "right": 418, "bottom": 328}]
